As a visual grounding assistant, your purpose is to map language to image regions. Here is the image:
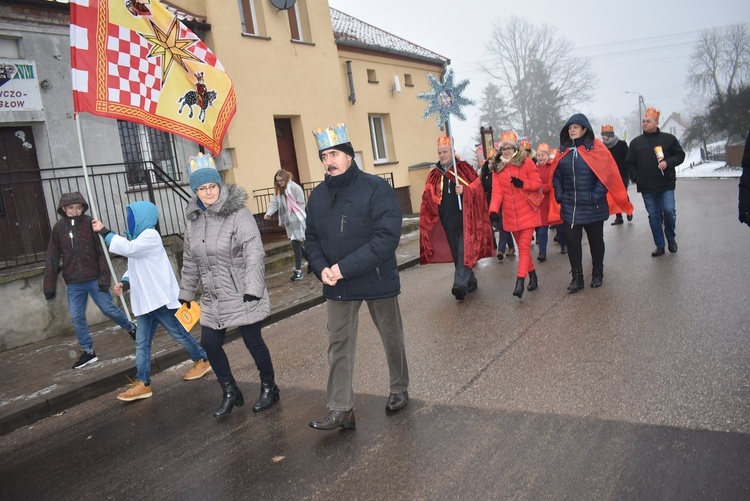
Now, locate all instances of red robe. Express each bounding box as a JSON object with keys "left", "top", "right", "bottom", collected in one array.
[
  {"left": 419, "top": 160, "right": 494, "bottom": 267},
  {"left": 548, "top": 139, "right": 634, "bottom": 225}
]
